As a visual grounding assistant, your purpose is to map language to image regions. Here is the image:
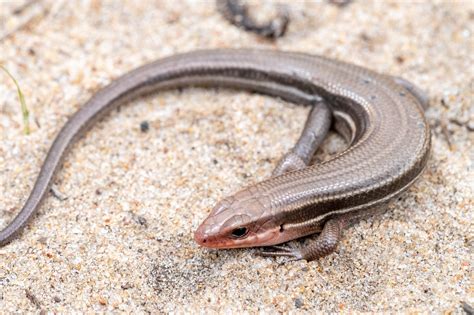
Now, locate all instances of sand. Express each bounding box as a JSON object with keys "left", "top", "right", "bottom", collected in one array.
[{"left": 0, "top": 0, "right": 472, "bottom": 313}]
